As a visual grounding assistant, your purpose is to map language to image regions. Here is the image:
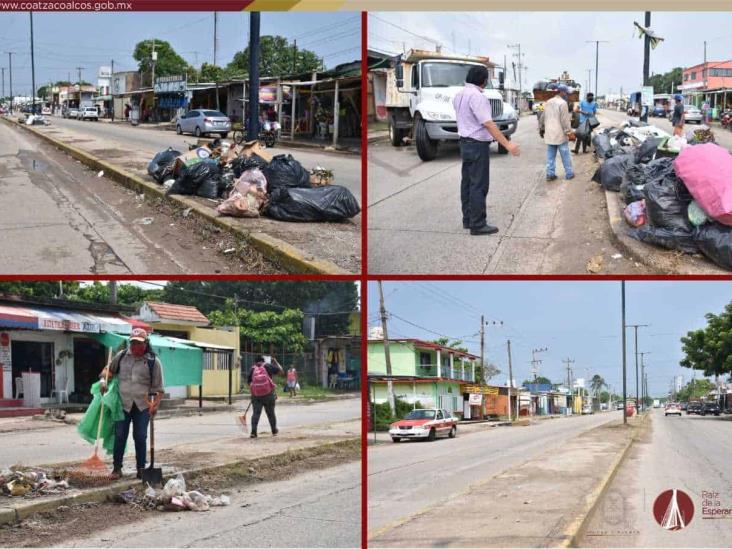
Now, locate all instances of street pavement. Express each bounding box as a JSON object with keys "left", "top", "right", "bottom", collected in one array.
[
  {"left": 367, "top": 115, "right": 649, "bottom": 275},
  {"left": 0, "top": 398, "right": 360, "bottom": 469},
  {"left": 57, "top": 461, "right": 361, "bottom": 548},
  {"left": 368, "top": 411, "right": 622, "bottom": 536},
  {"left": 26, "top": 116, "right": 361, "bottom": 272},
  {"left": 0, "top": 120, "right": 278, "bottom": 274},
  {"left": 580, "top": 408, "right": 732, "bottom": 547}
]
